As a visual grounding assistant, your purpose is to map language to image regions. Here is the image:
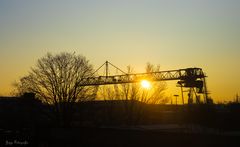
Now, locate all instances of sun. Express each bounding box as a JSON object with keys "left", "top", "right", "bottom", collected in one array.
[{"left": 141, "top": 80, "right": 151, "bottom": 89}]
